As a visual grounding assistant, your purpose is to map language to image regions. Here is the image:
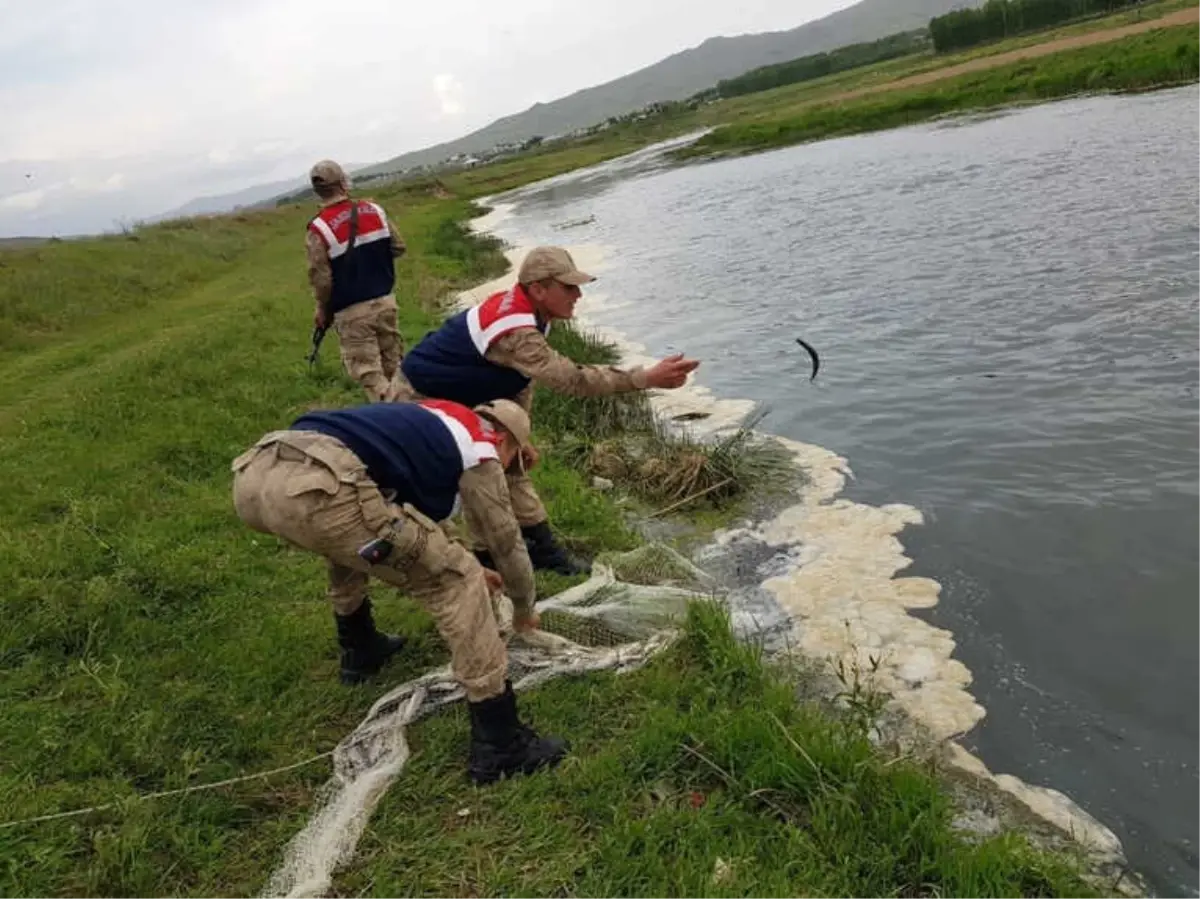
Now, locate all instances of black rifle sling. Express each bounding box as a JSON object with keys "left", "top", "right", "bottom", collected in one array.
[{"left": 344, "top": 197, "right": 360, "bottom": 277}]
